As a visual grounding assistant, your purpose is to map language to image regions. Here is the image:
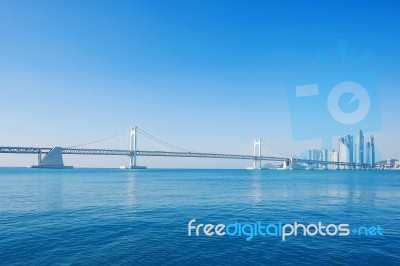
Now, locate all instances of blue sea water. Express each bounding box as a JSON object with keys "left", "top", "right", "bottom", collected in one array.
[{"left": 0, "top": 168, "right": 399, "bottom": 265}]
